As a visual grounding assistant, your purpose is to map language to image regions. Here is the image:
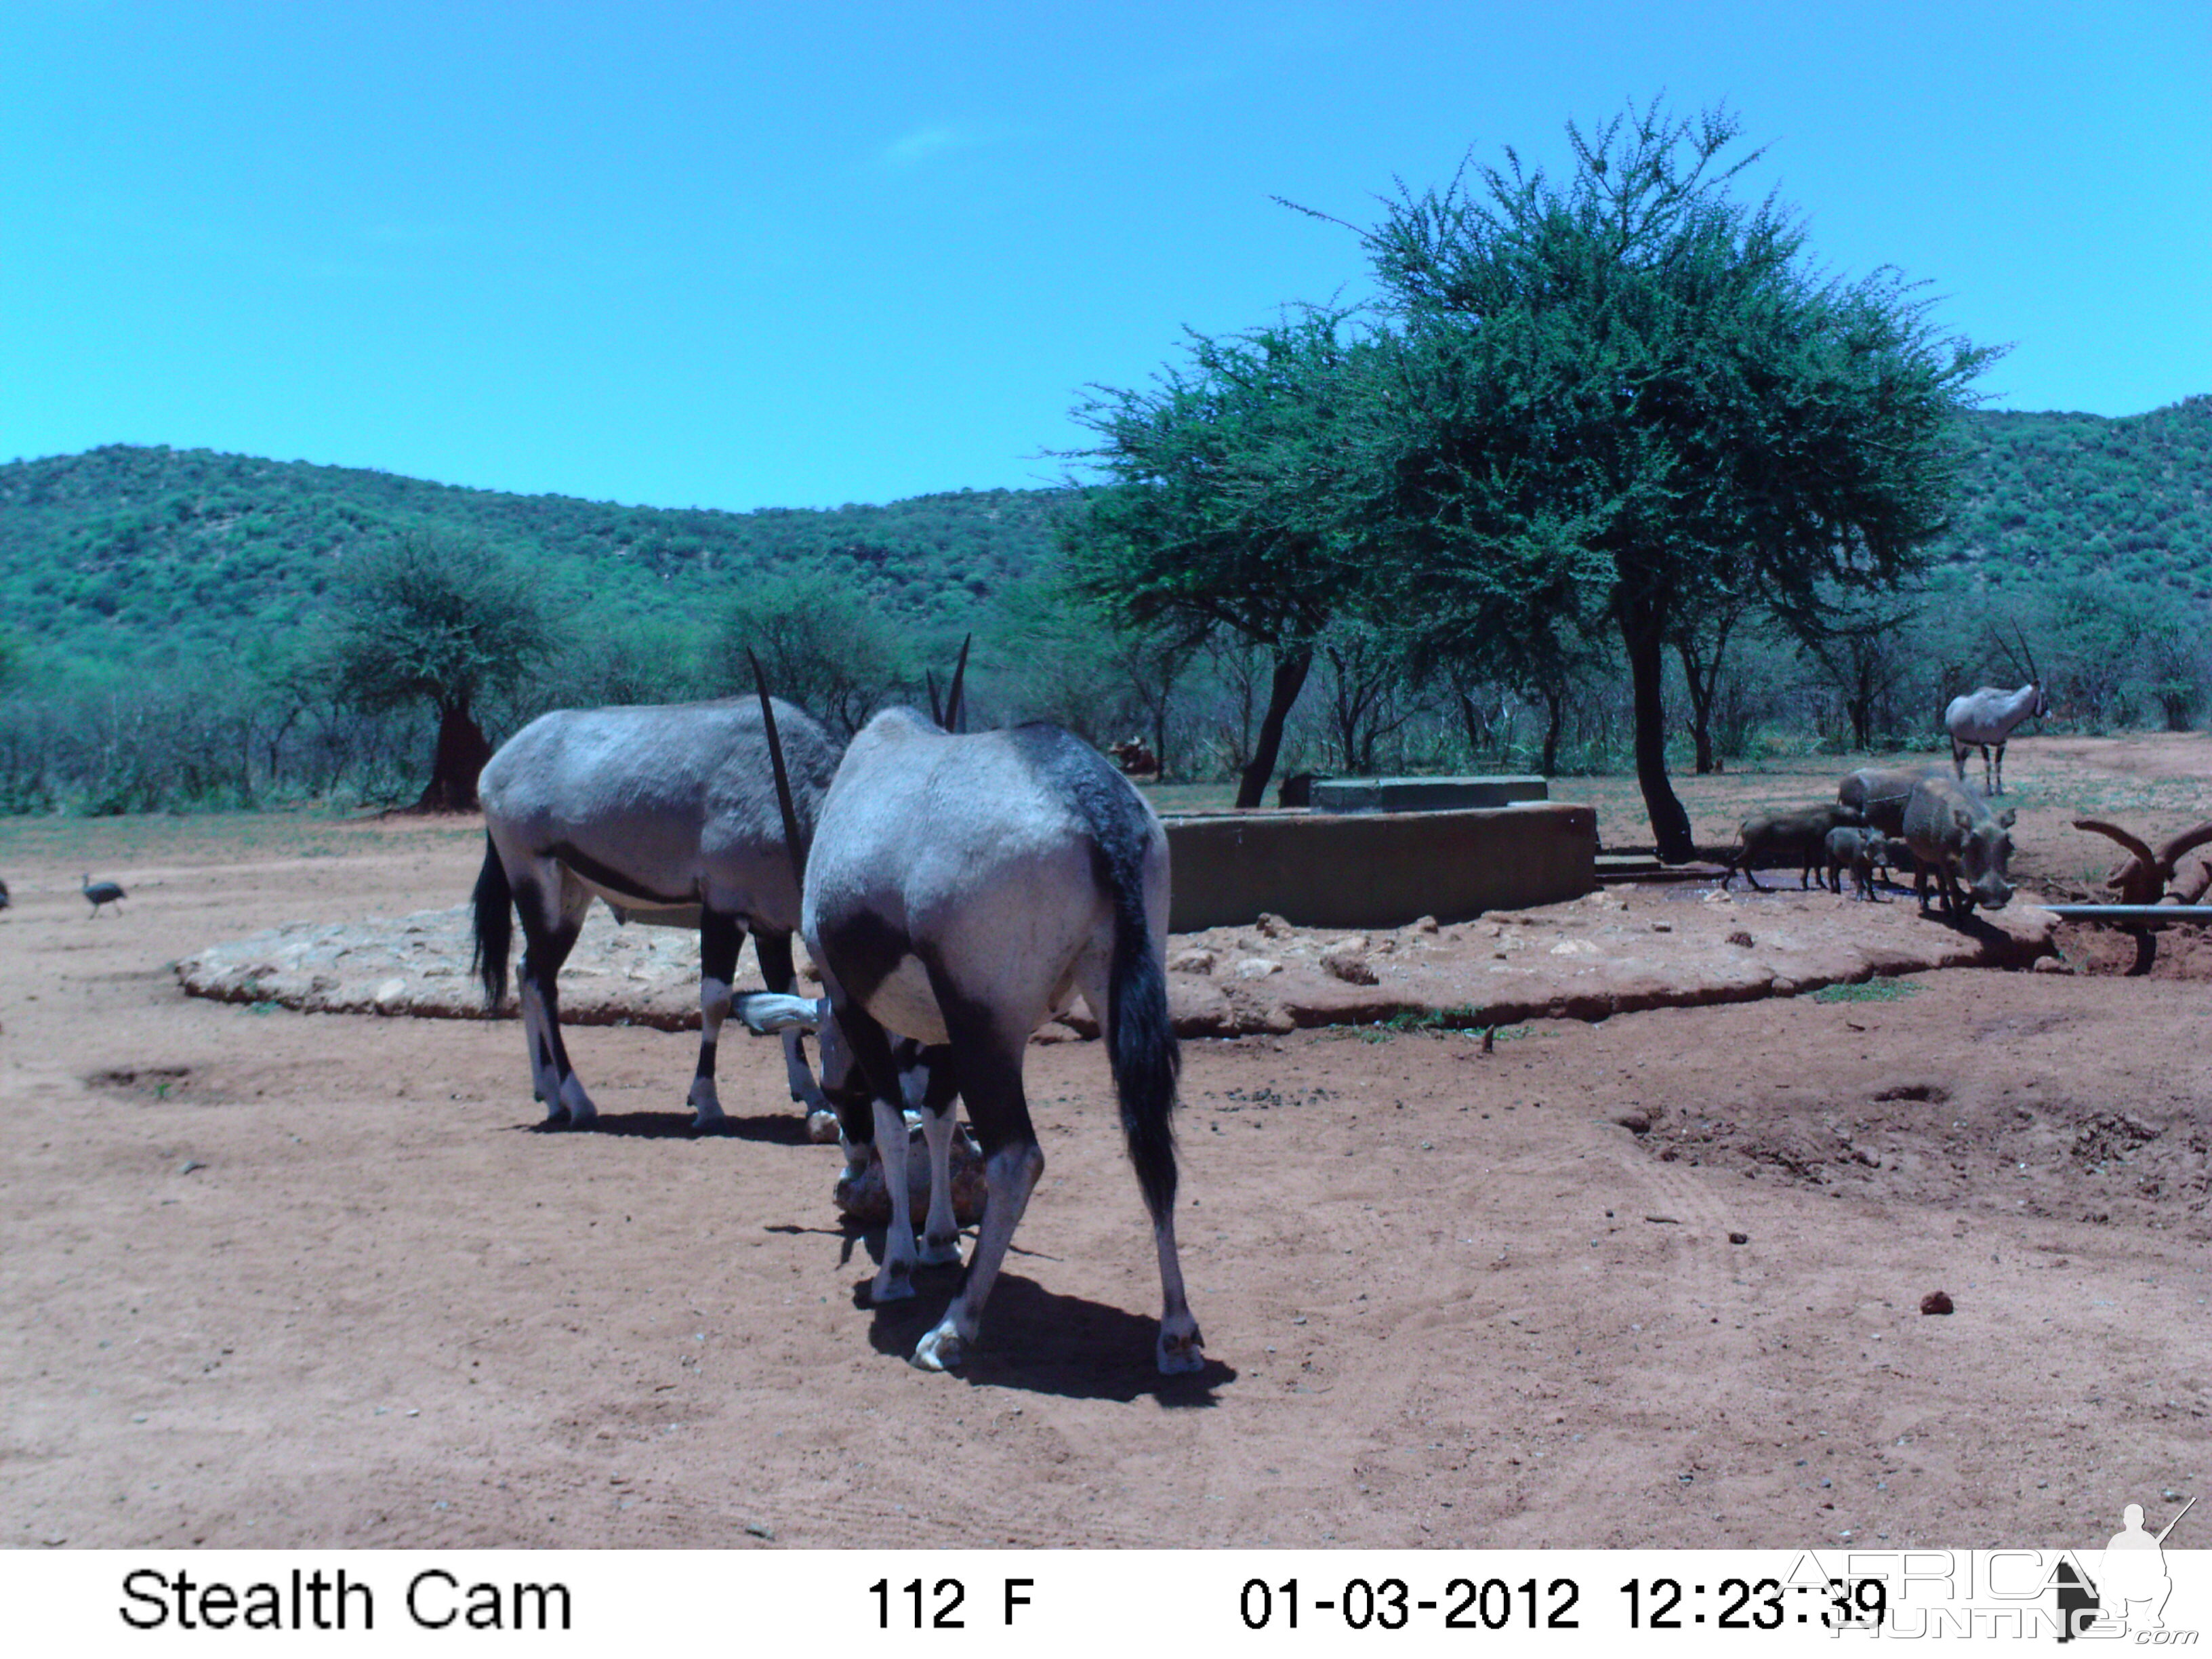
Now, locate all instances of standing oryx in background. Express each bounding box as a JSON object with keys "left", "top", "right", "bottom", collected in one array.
[
  {"left": 470, "top": 697, "right": 842, "bottom": 1134},
  {"left": 739, "top": 655, "right": 1206, "bottom": 1376},
  {"left": 1944, "top": 627, "right": 2049, "bottom": 796}
]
